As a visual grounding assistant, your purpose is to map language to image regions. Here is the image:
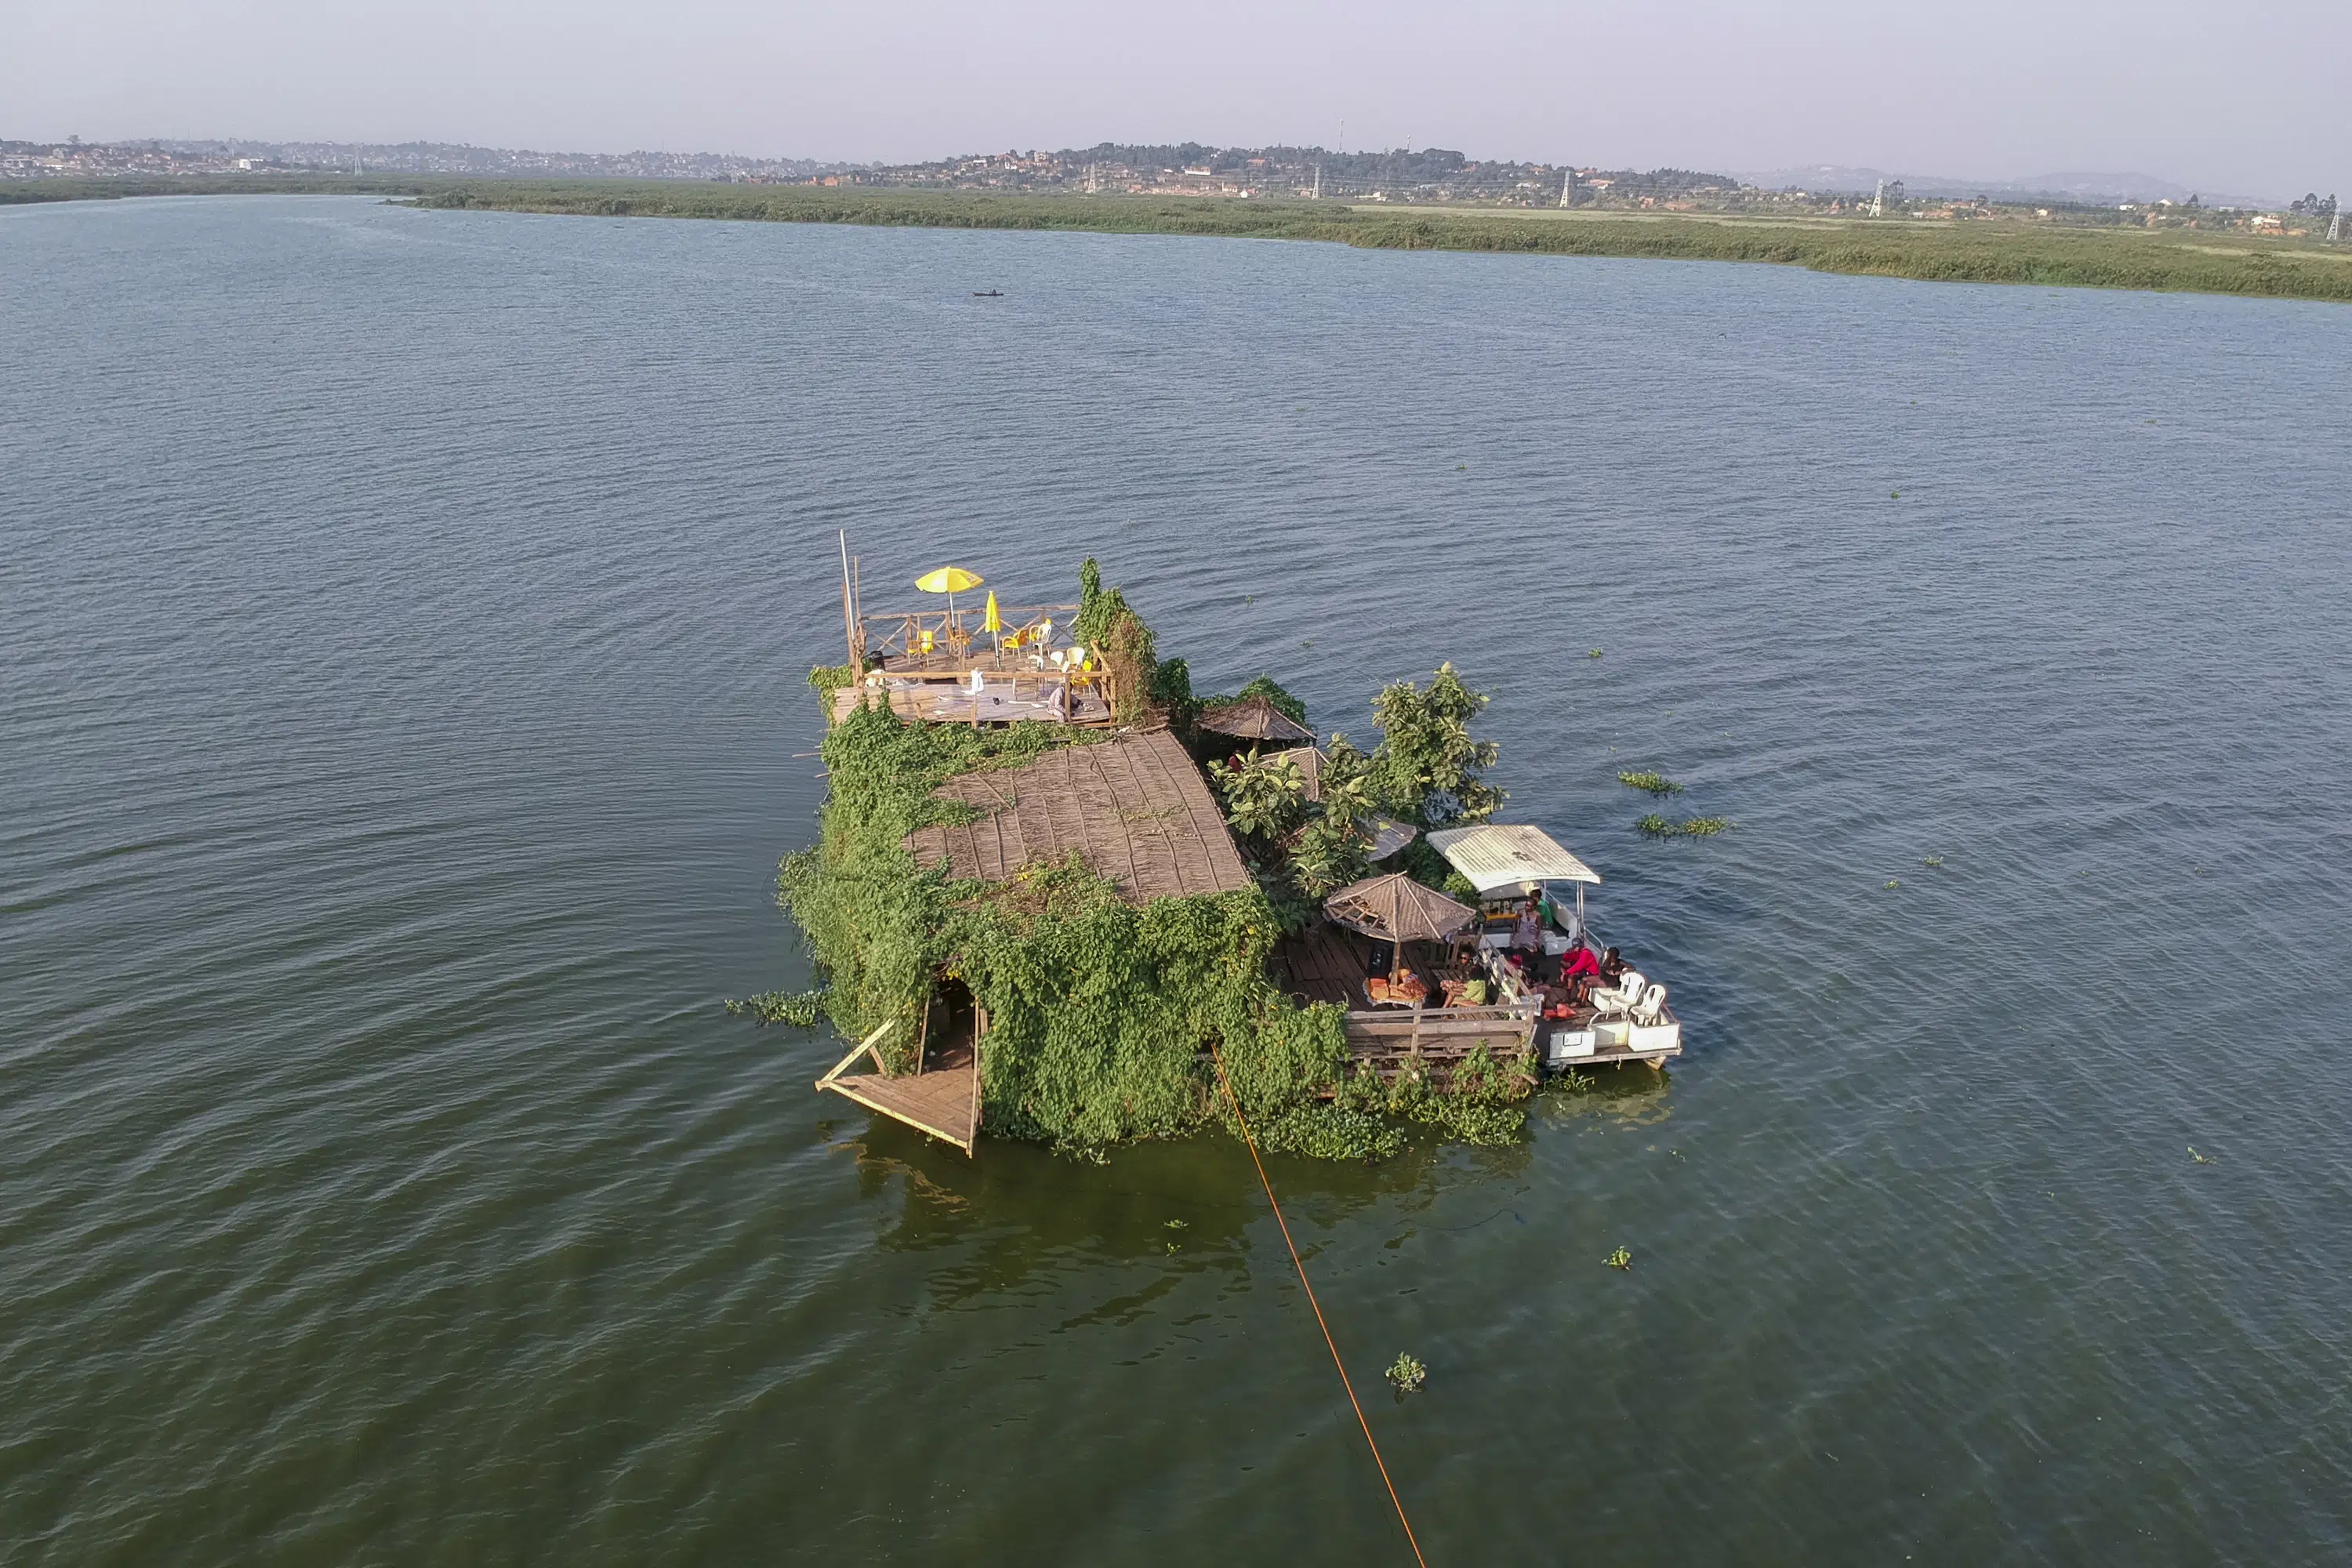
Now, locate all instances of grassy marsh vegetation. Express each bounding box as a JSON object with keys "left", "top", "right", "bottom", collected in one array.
[
  {"left": 407, "top": 182, "right": 2352, "bottom": 303},
  {"left": 18, "top": 176, "right": 2345, "bottom": 302}
]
